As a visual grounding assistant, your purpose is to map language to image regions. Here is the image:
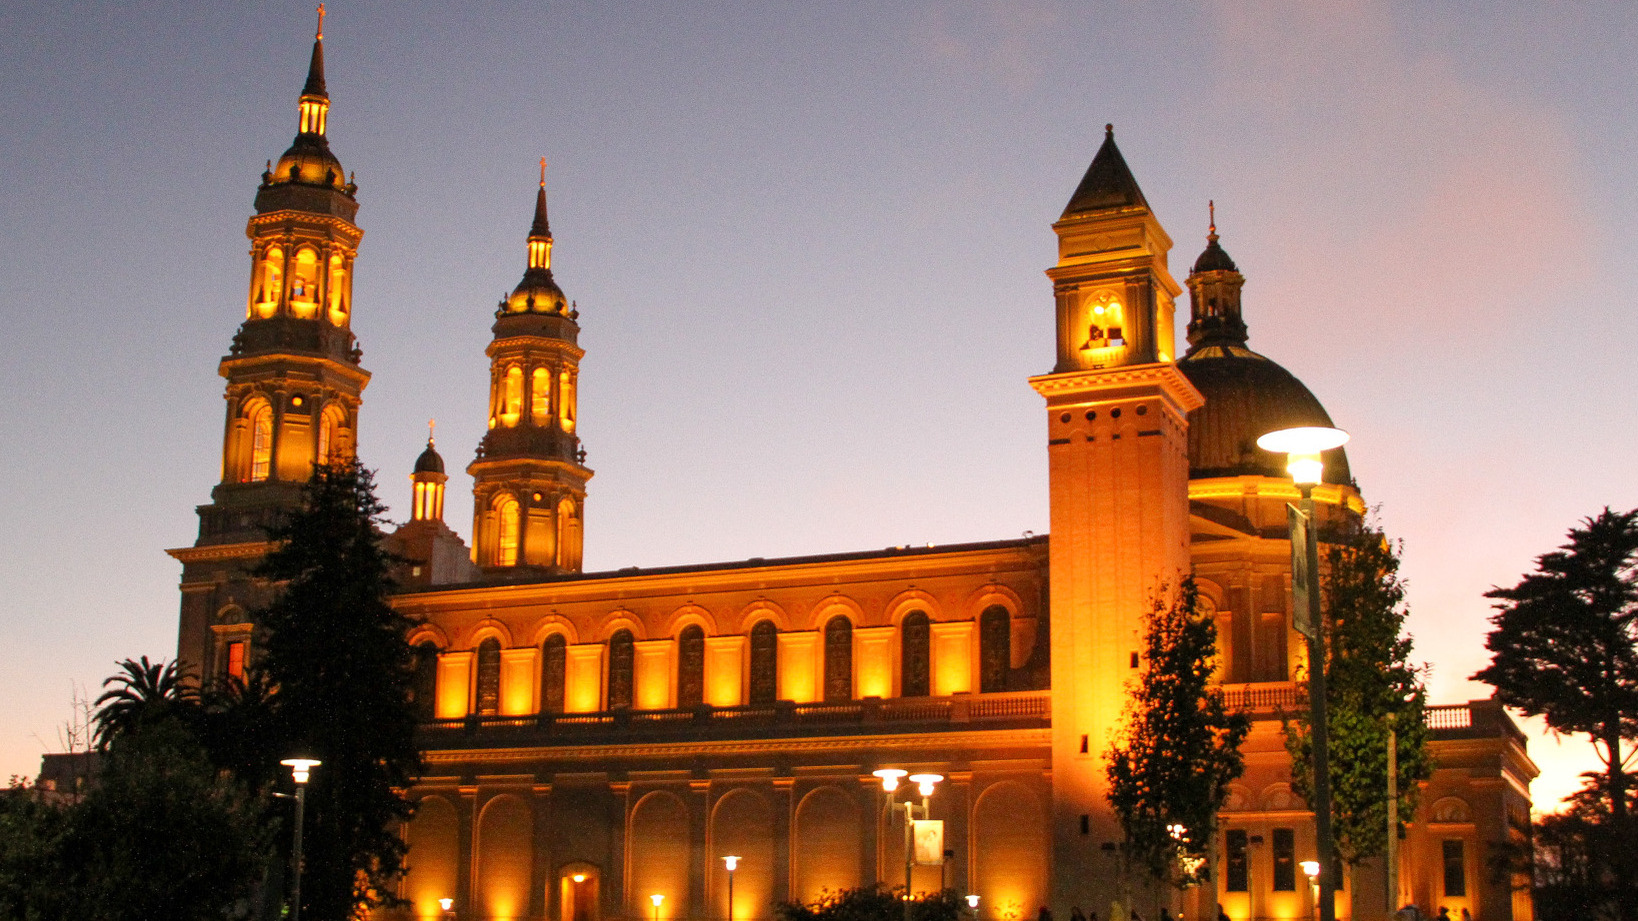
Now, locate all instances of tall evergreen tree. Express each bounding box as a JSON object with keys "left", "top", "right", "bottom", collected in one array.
[
  {"left": 1107, "top": 577, "right": 1250, "bottom": 886},
  {"left": 1286, "top": 515, "right": 1431, "bottom": 865},
  {"left": 1473, "top": 507, "right": 1638, "bottom": 921},
  {"left": 254, "top": 460, "right": 421, "bottom": 921}
]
